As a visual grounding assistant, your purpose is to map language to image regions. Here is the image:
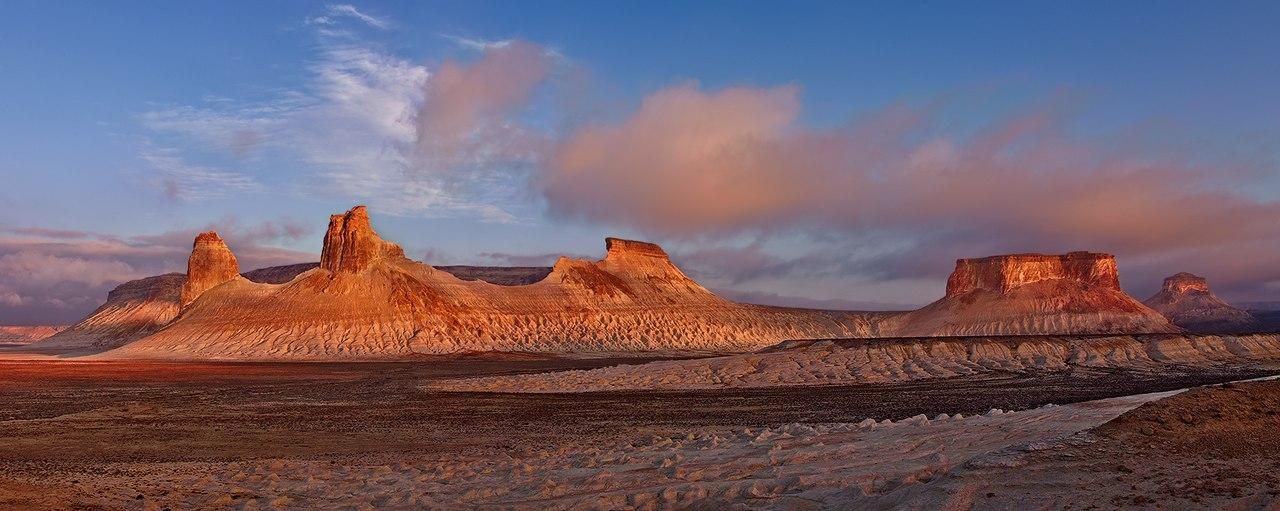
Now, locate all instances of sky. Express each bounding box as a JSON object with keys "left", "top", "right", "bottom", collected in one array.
[{"left": 1, "top": 1, "right": 1279, "bottom": 324}]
